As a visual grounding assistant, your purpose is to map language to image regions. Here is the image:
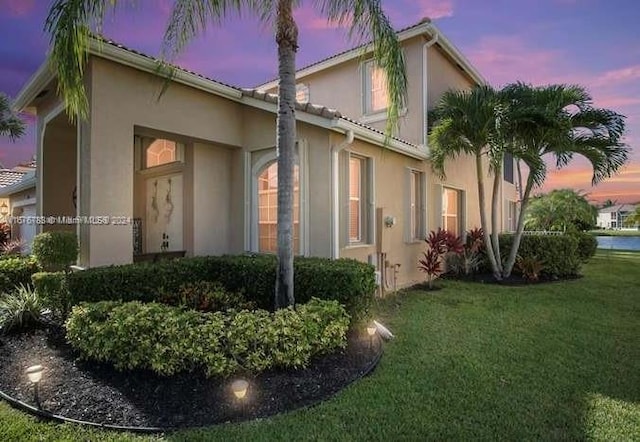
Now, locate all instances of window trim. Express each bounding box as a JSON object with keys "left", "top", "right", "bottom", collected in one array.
[
  {"left": 135, "top": 135, "right": 185, "bottom": 171},
  {"left": 441, "top": 186, "right": 465, "bottom": 236},
  {"left": 345, "top": 152, "right": 374, "bottom": 246},
  {"left": 406, "top": 168, "right": 426, "bottom": 243},
  {"left": 361, "top": 59, "right": 408, "bottom": 123}
]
